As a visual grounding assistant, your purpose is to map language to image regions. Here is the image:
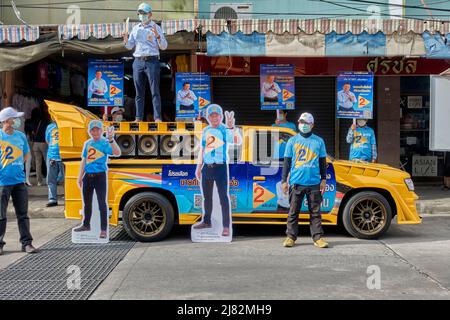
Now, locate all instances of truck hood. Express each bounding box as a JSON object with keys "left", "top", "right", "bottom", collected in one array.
[{"left": 46, "top": 100, "right": 98, "bottom": 159}]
